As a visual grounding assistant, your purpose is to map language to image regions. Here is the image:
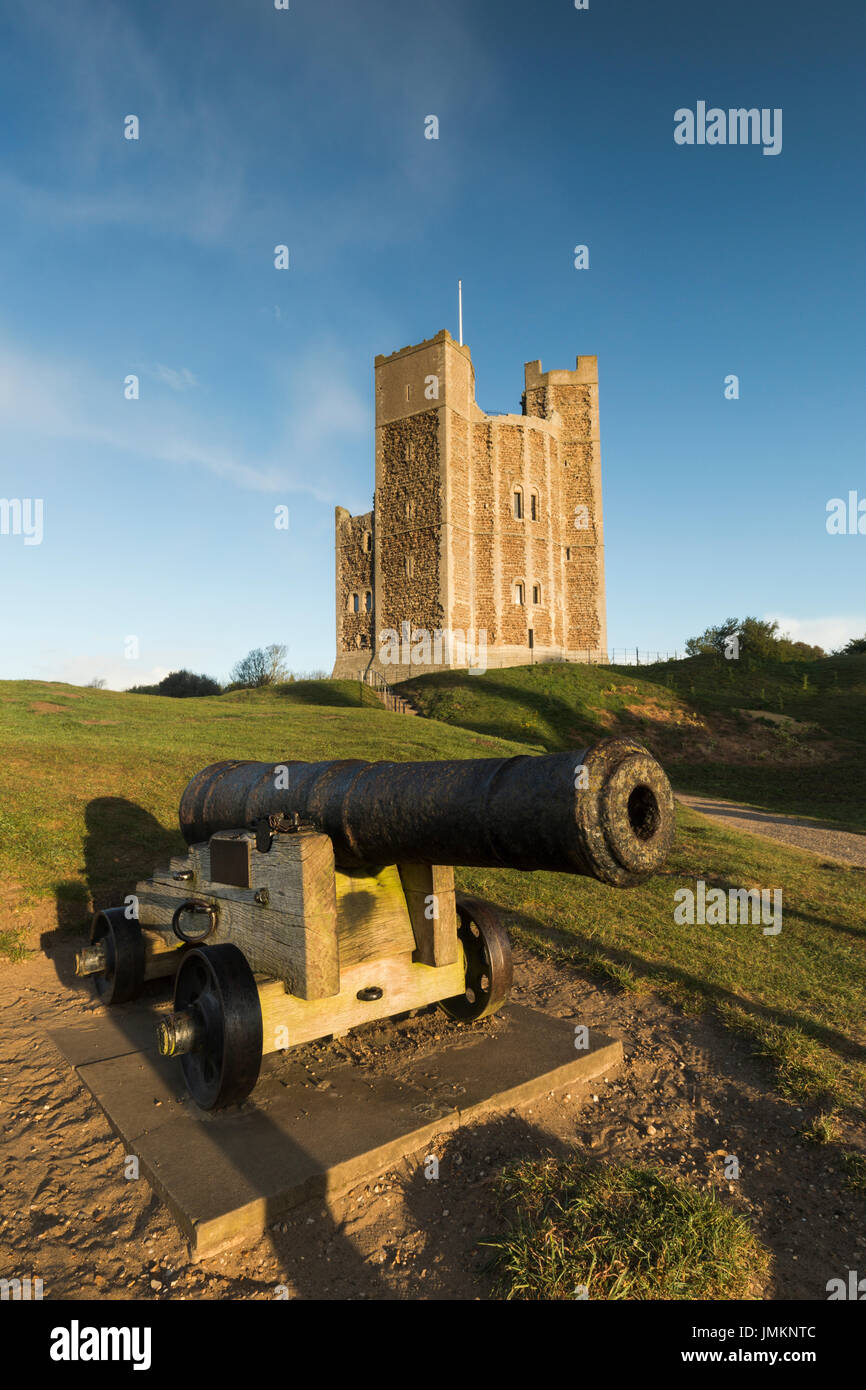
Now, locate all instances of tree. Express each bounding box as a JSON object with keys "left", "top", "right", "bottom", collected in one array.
[
  {"left": 839, "top": 633, "right": 866, "bottom": 655},
  {"left": 229, "top": 648, "right": 269, "bottom": 687},
  {"left": 86, "top": 677, "right": 107, "bottom": 689},
  {"left": 127, "top": 669, "right": 221, "bottom": 697},
  {"left": 684, "top": 618, "right": 740, "bottom": 658},
  {"left": 684, "top": 617, "right": 824, "bottom": 662},
  {"left": 264, "top": 643, "right": 289, "bottom": 683},
  {"left": 229, "top": 644, "right": 289, "bottom": 688}
]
